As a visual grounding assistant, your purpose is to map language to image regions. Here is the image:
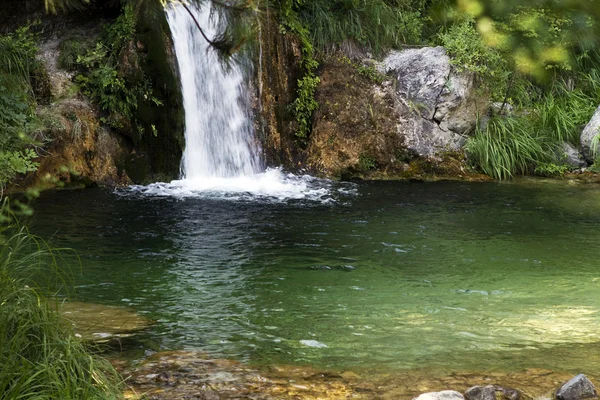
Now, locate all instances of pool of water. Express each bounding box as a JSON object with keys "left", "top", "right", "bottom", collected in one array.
[{"left": 31, "top": 179, "right": 600, "bottom": 376}]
